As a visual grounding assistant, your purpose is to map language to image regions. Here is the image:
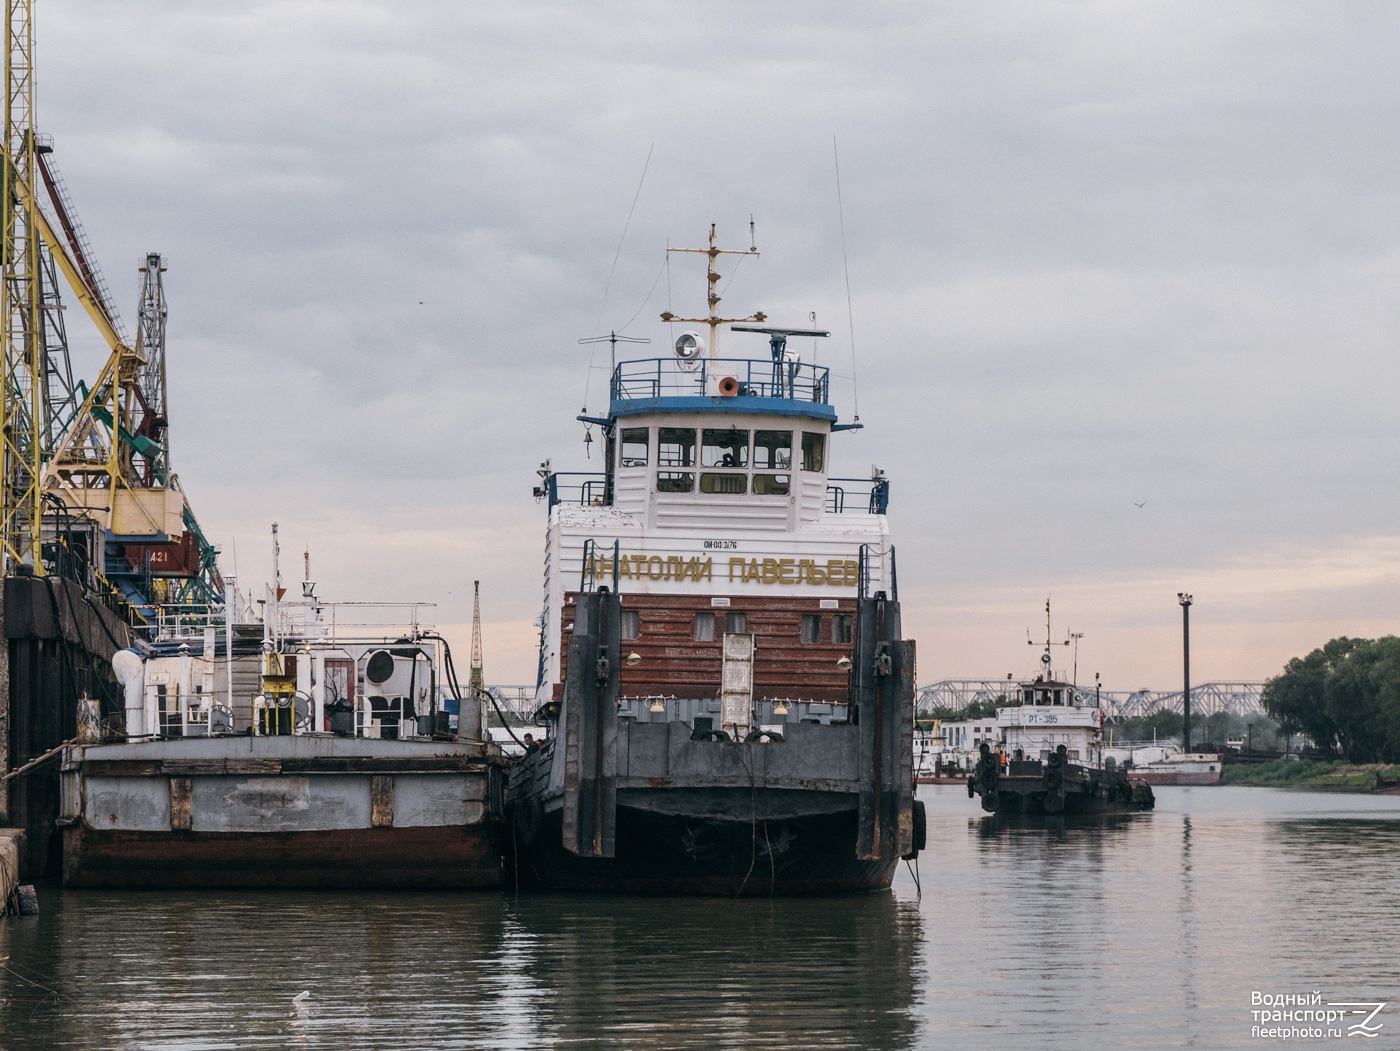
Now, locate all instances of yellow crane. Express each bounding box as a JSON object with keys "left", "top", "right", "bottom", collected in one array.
[{"left": 2, "top": 0, "right": 193, "bottom": 579}]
